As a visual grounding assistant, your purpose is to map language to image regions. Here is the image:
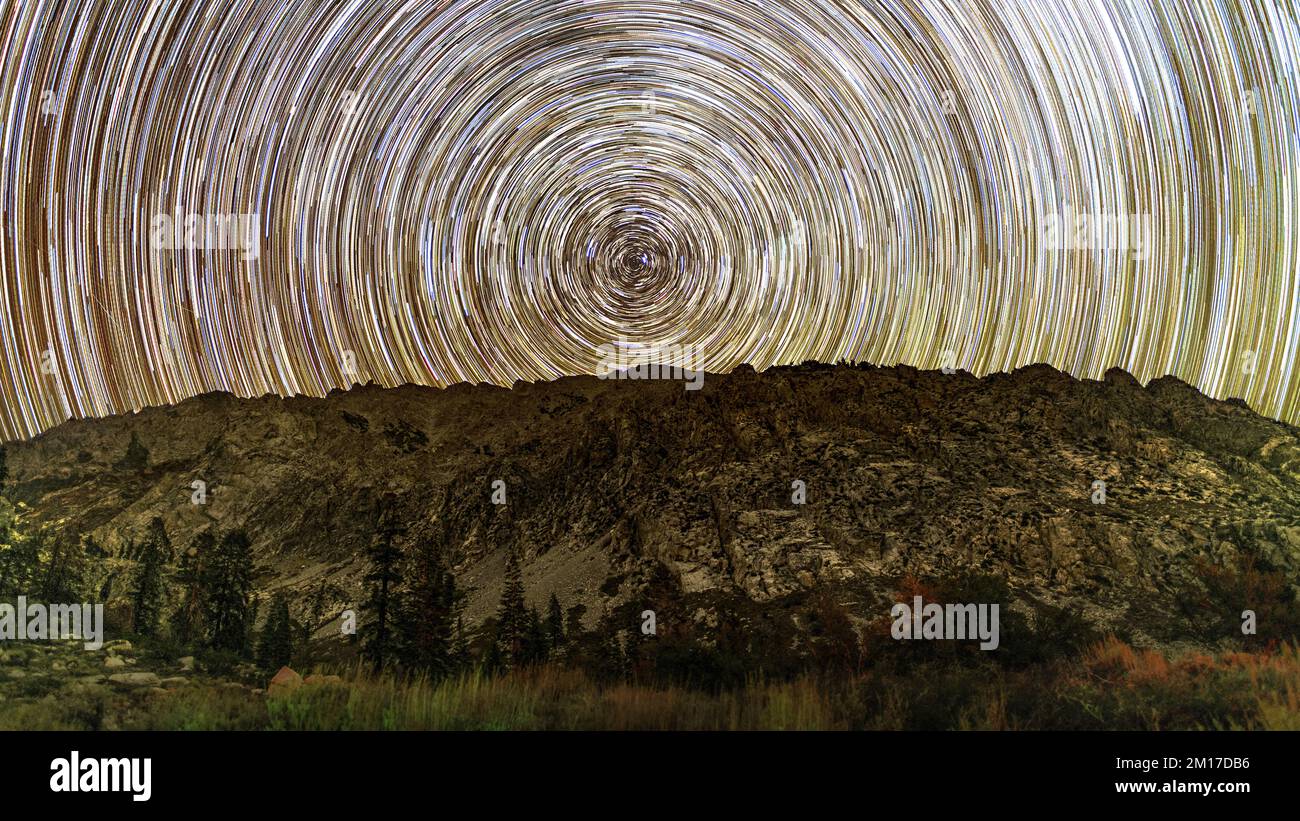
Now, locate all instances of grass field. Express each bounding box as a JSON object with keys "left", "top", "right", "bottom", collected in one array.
[{"left": 3, "top": 637, "right": 1297, "bottom": 730}]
